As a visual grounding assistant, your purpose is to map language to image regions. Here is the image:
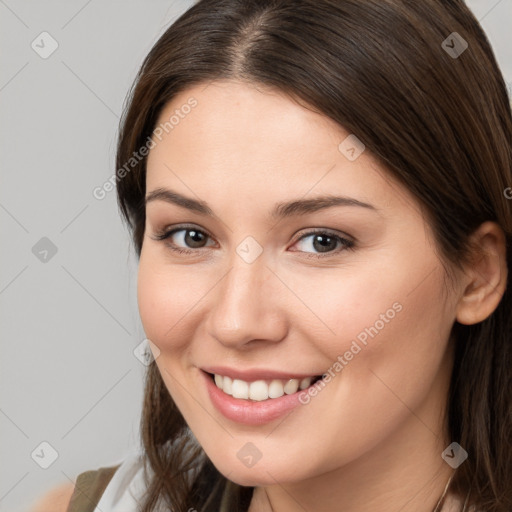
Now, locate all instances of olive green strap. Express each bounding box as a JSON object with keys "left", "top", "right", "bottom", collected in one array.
[
  {"left": 66, "top": 464, "right": 121, "bottom": 512},
  {"left": 219, "top": 479, "right": 233, "bottom": 512}
]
